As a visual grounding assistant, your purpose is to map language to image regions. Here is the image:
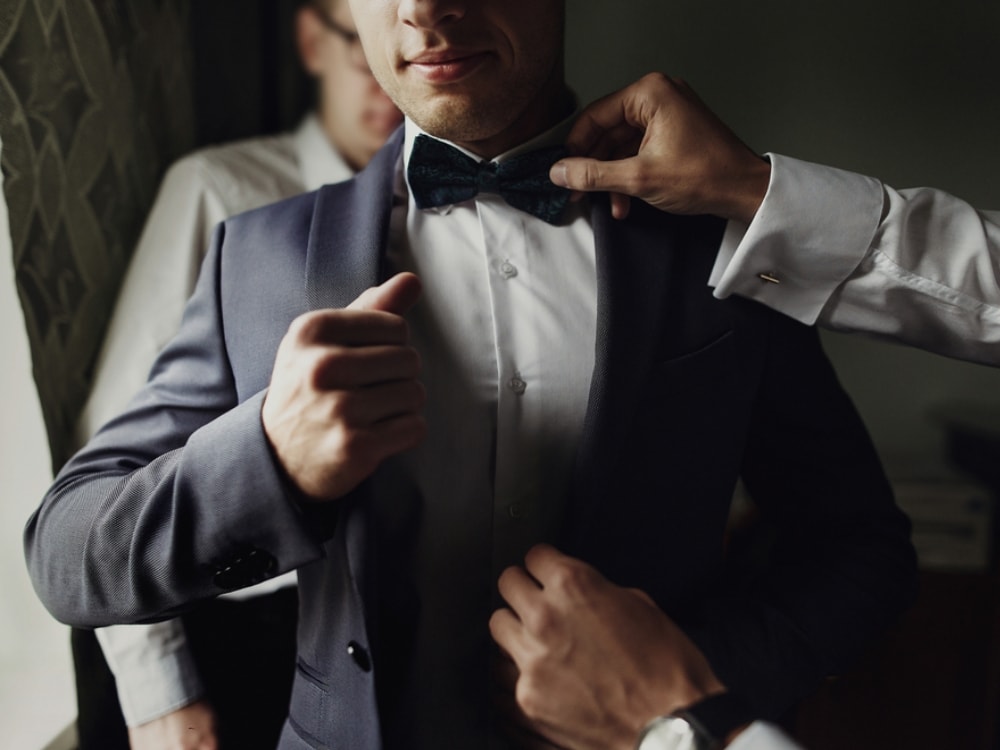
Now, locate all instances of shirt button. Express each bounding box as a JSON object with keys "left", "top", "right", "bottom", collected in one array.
[
  {"left": 508, "top": 502, "right": 527, "bottom": 519},
  {"left": 499, "top": 260, "right": 518, "bottom": 280},
  {"left": 507, "top": 374, "right": 527, "bottom": 395}
]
